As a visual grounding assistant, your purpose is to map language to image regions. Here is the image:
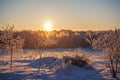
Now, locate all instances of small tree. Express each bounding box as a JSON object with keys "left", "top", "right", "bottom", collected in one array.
[
  {"left": 86, "top": 29, "right": 120, "bottom": 78},
  {"left": 0, "top": 25, "right": 24, "bottom": 71},
  {"left": 34, "top": 33, "right": 57, "bottom": 72}
]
